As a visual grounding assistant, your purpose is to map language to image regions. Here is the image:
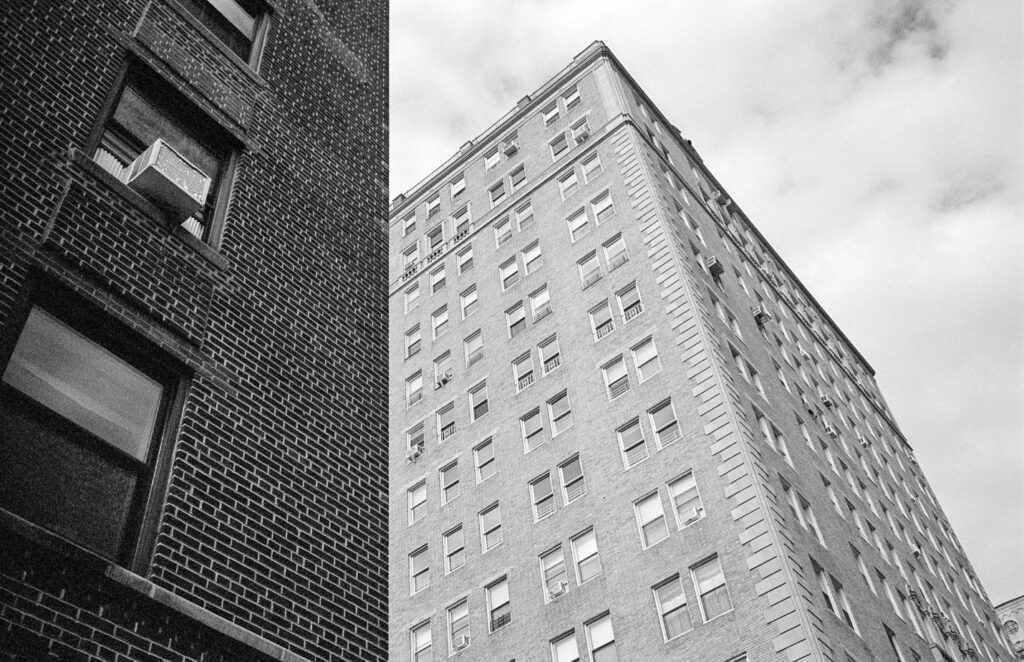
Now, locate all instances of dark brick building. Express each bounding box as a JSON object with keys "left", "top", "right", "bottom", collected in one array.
[{"left": 0, "top": 1, "right": 387, "bottom": 660}]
